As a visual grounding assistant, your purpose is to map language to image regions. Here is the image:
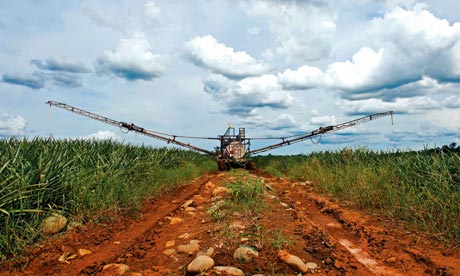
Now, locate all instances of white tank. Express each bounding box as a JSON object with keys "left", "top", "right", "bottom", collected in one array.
[{"left": 225, "top": 141, "right": 246, "bottom": 160}]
